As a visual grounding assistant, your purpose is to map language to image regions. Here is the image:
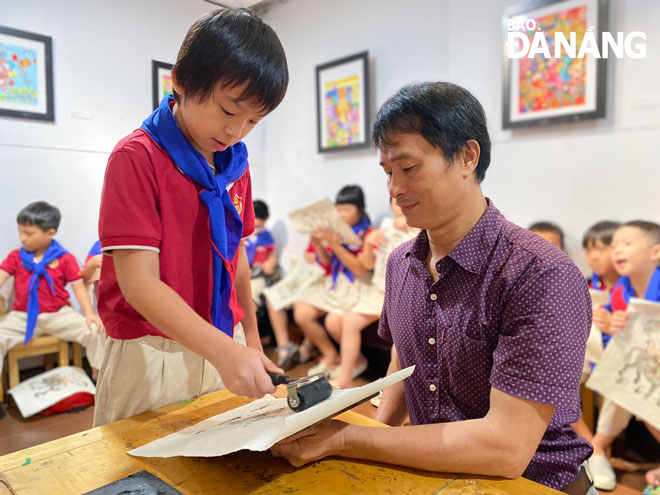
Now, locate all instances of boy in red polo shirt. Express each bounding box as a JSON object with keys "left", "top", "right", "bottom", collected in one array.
[
  {"left": 94, "top": 9, "right": 288, "bottom": 425},
  {"left": 0, "top": 202, "right": 105, "bottom": 383}
]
